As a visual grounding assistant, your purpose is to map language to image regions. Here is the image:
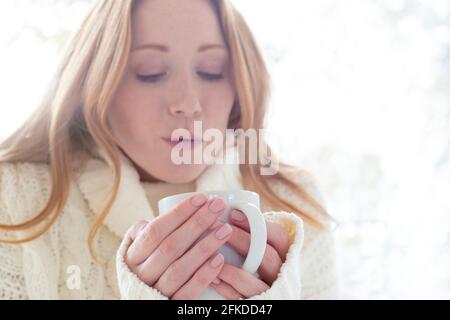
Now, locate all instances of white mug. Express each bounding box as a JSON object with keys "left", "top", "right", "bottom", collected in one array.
[{"left": 158, "top": 190, "right": 267, "bottom": 300}]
